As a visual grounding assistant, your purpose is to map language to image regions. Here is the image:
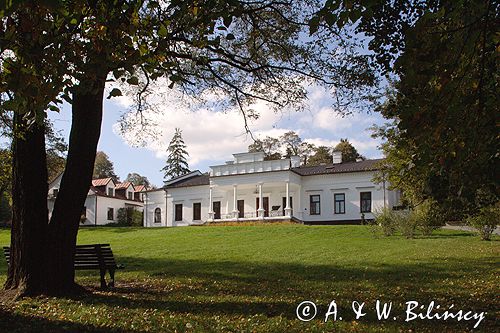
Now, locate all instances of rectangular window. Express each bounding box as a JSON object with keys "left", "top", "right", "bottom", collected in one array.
[
  {"left": 334, "top": 193, "right": 345, "bottom": 214},
  {"left": 53, "top": 188, "right": 59, "bottom": 197},
  {"left": 107, "top": 187, "right": 114, "bottom": 196},
  {"left": 193, "top": 203, "right": 201, "bottom": 220},
  {"left": 107, "top": 208, "right": 114, "bottom": 220},
  {"left": 213, "top": 201, "right": 221, "bottom": 219},
  {"left": 310, "top": 195, "right": 320, "bottom": 215},
  {"left": 127, "top": 192, "right": 133, "bottom": 200},
  {"left": 360, "top": 192, "right": 372, "bottom": 213},
  {"left": 237, "top": 200, "right": 244, "bottom": 218},
  {"left": 175, "top": 204, "right": 183, "bottom": 221}
]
